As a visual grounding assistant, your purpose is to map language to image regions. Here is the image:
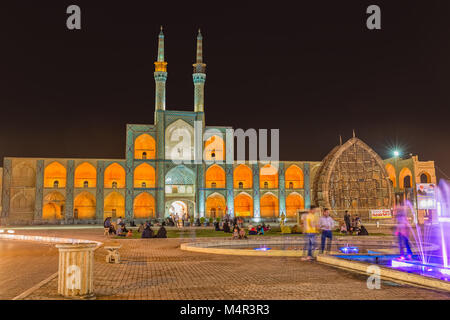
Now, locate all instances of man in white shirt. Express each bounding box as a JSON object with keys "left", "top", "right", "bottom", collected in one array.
[{"left": 319, "top": 208, "right": 335, "bottom": 254}]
